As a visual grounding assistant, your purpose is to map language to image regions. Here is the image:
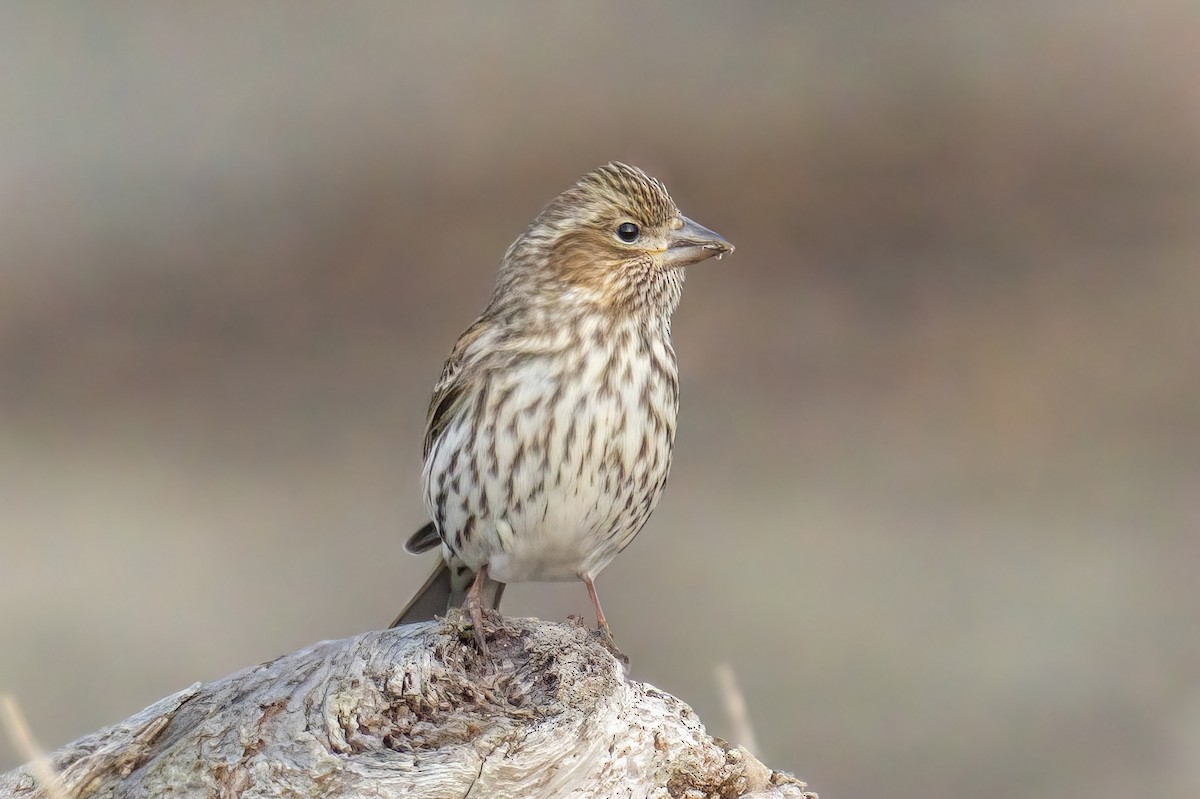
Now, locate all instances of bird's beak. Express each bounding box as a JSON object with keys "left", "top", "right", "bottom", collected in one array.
[{"left": 662, "top": 215, "right": 734, "bottom": 268}]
